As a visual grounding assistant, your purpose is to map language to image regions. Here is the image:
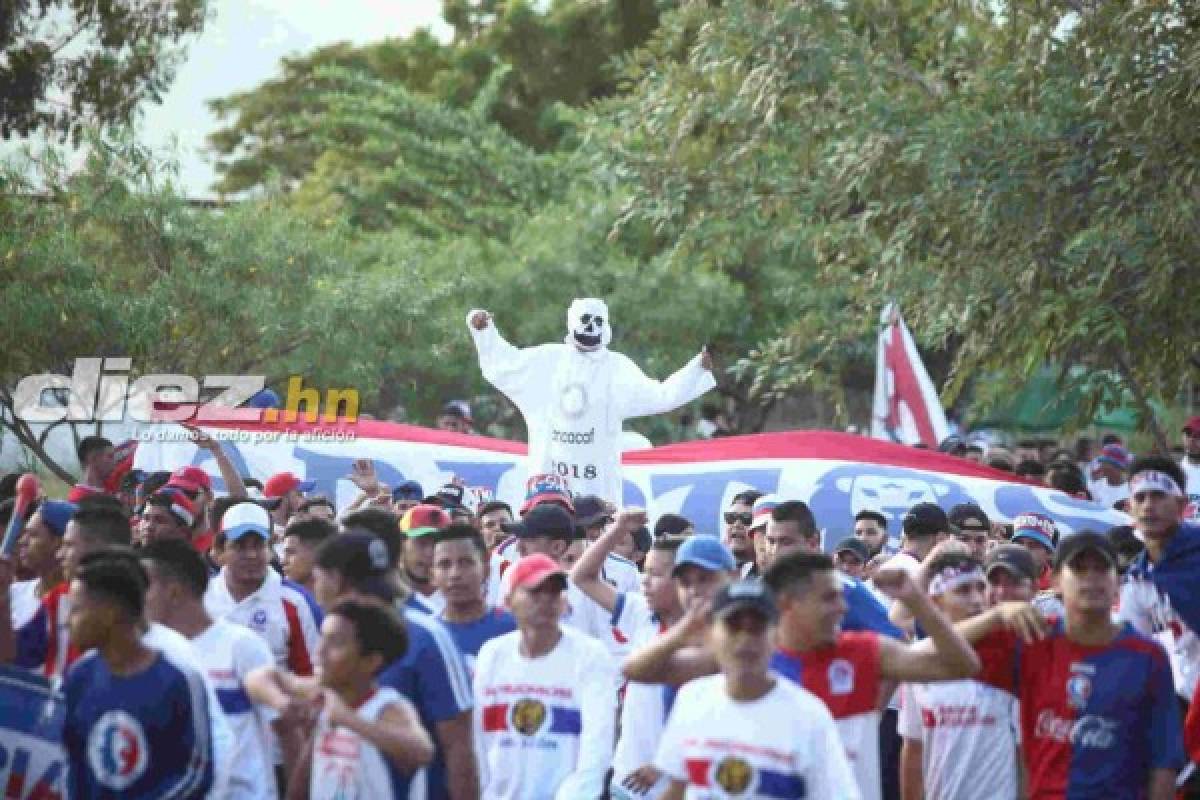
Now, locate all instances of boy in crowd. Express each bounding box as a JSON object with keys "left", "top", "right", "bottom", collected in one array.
[
  {"left": 430, "top": 524, "right": 516, "bottom": 674},
  {"left": 967, "top": 532, "right": 1184, "bottom": 799},
  {"left": 280, "top": 516, "right": 337, "bottom": 597},
  {"left": 63, "top": 549, "right": 215, "bottom": 799},
  {"left": 654, "top": 579, "right": 860, "bottom": 800},
  {"left": 474, "top": 553, "right": 618, "bottom": 799},
  {"left": 246, "top": 599, "right": 434, "bottom": 799},
  {"left": 899, "top": 552, "right": 1021, "bottom": 800}
]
